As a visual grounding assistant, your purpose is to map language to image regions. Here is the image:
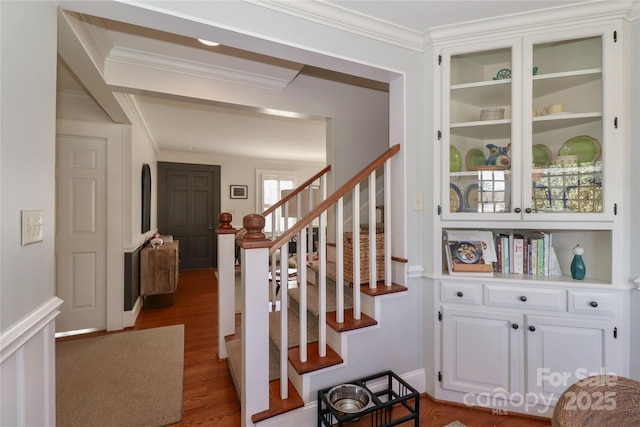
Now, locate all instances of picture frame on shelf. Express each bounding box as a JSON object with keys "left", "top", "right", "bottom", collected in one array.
[{"left": 230, "top": 185, "right": 248, "bottom": 199}]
